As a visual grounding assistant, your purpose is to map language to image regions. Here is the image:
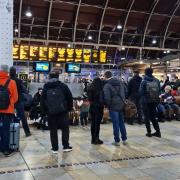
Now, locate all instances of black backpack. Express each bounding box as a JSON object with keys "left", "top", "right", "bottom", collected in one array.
[
  {"left": 45, "top": 84, "right": 68, "bottom": 115},
  {"left": 0, "top": 79, "right": 11, "bottom": 110},
  {"left": 146, "top": 80, "right": 160, "bottom": 103}
]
